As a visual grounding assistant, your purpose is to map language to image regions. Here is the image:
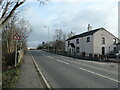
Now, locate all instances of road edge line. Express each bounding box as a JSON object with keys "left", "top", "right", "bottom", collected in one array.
[{"left": 29, "top": 51, "right": 52, "bottom": 89}]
